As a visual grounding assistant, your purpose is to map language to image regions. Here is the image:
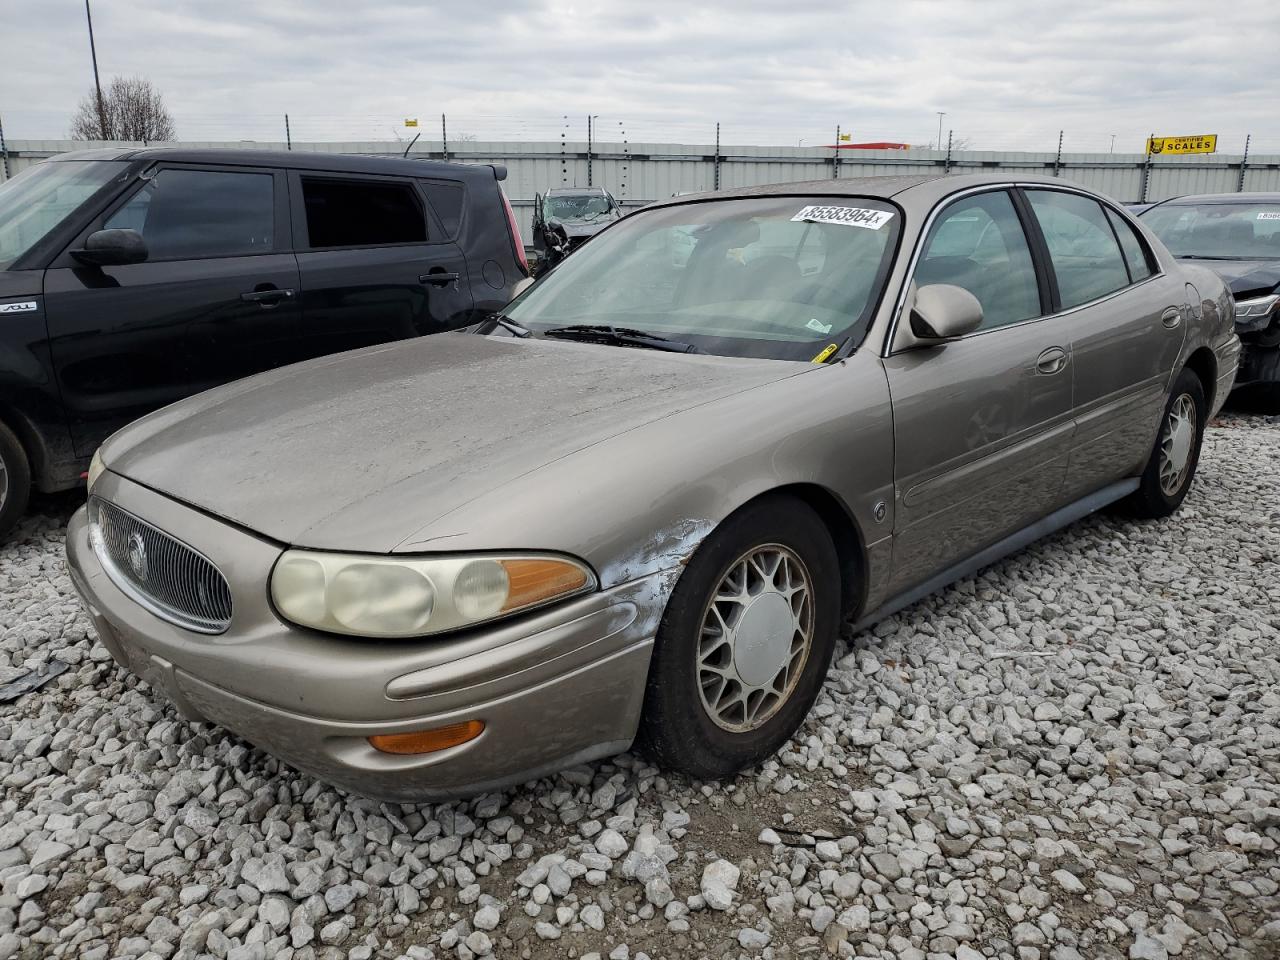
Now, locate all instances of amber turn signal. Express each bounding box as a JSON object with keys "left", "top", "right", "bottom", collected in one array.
[
  {"left": 368, "top": 720, "right": 485, "bottom": 755},
  {"left": 500, "top": 558, "right": 590, "bottom": 612}
]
